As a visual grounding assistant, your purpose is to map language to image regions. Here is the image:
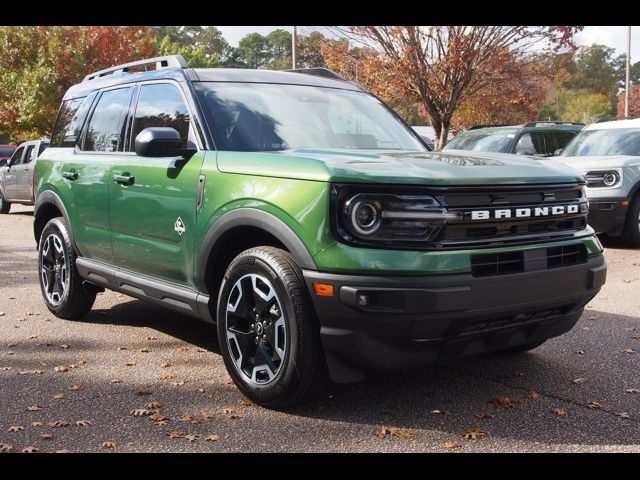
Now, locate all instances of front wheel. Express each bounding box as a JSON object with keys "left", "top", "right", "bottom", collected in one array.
[
  {"left": 217, "top": 247, "right": 327, "bottom": 409},
  {"left": 622, "top": 193, "right": 640, "bottom": 247},
  {"left": 0, "top": 191, "right": 10, "bottom": 214},
  {"left": 38, "top": 217, "right": 96, "bottom": 319}
]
